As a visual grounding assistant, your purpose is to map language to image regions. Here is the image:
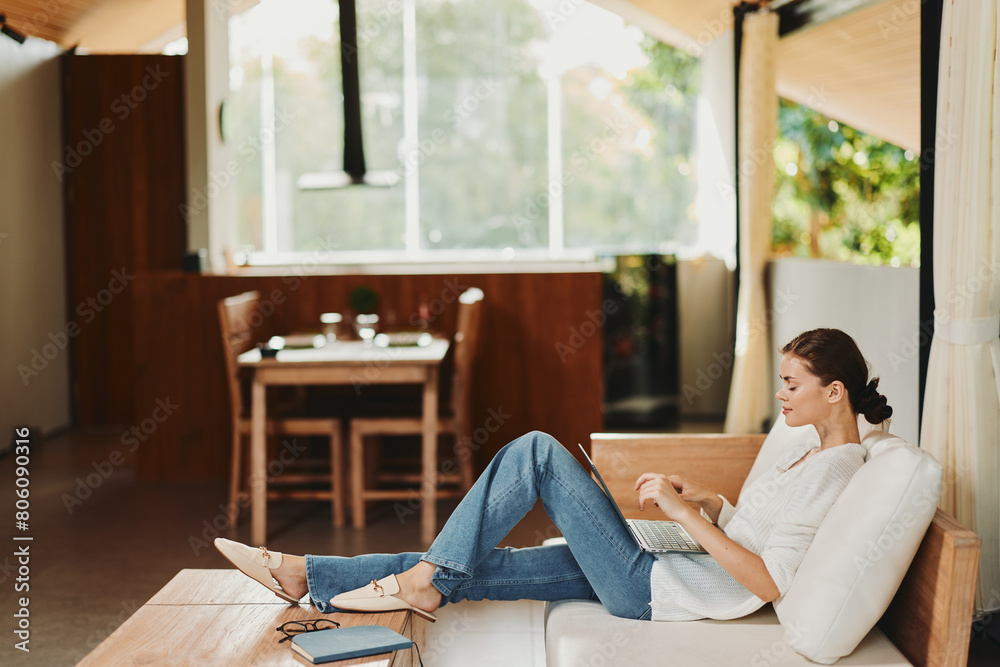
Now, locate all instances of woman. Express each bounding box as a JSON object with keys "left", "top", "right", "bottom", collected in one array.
[{"left": 216, "top": 328, "right": 892, "bottom": 623}]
